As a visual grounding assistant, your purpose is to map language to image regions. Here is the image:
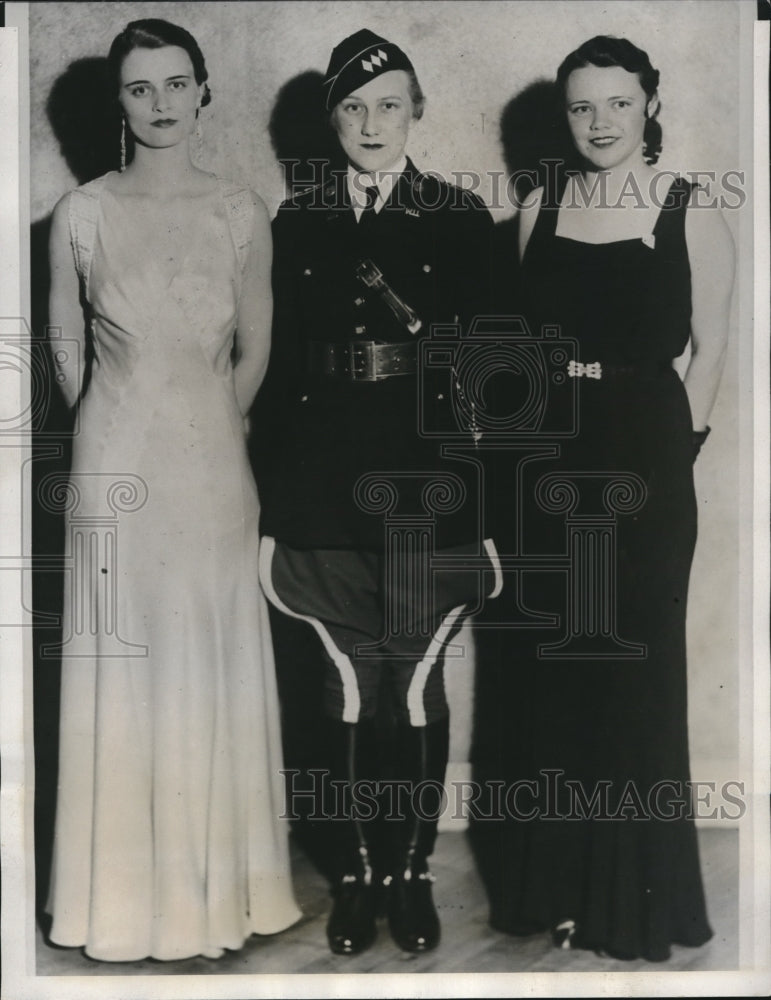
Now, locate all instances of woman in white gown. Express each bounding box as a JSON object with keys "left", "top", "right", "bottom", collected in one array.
[{"left": 45, "top": 18, "right": 301, "bottom": 961}]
